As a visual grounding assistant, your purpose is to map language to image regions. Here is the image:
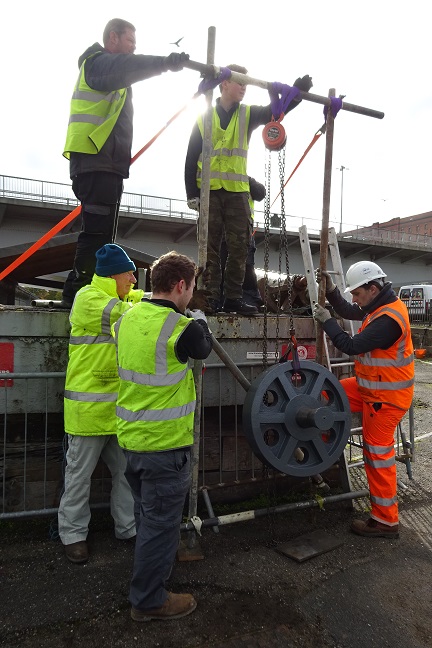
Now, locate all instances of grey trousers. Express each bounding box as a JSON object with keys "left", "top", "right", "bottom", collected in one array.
[
  {"left": 58, "top": 434, "right": 136, "bottom": 544},
  {"left": 124, "top": 448, "right": 191, "bottom": 610}
]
